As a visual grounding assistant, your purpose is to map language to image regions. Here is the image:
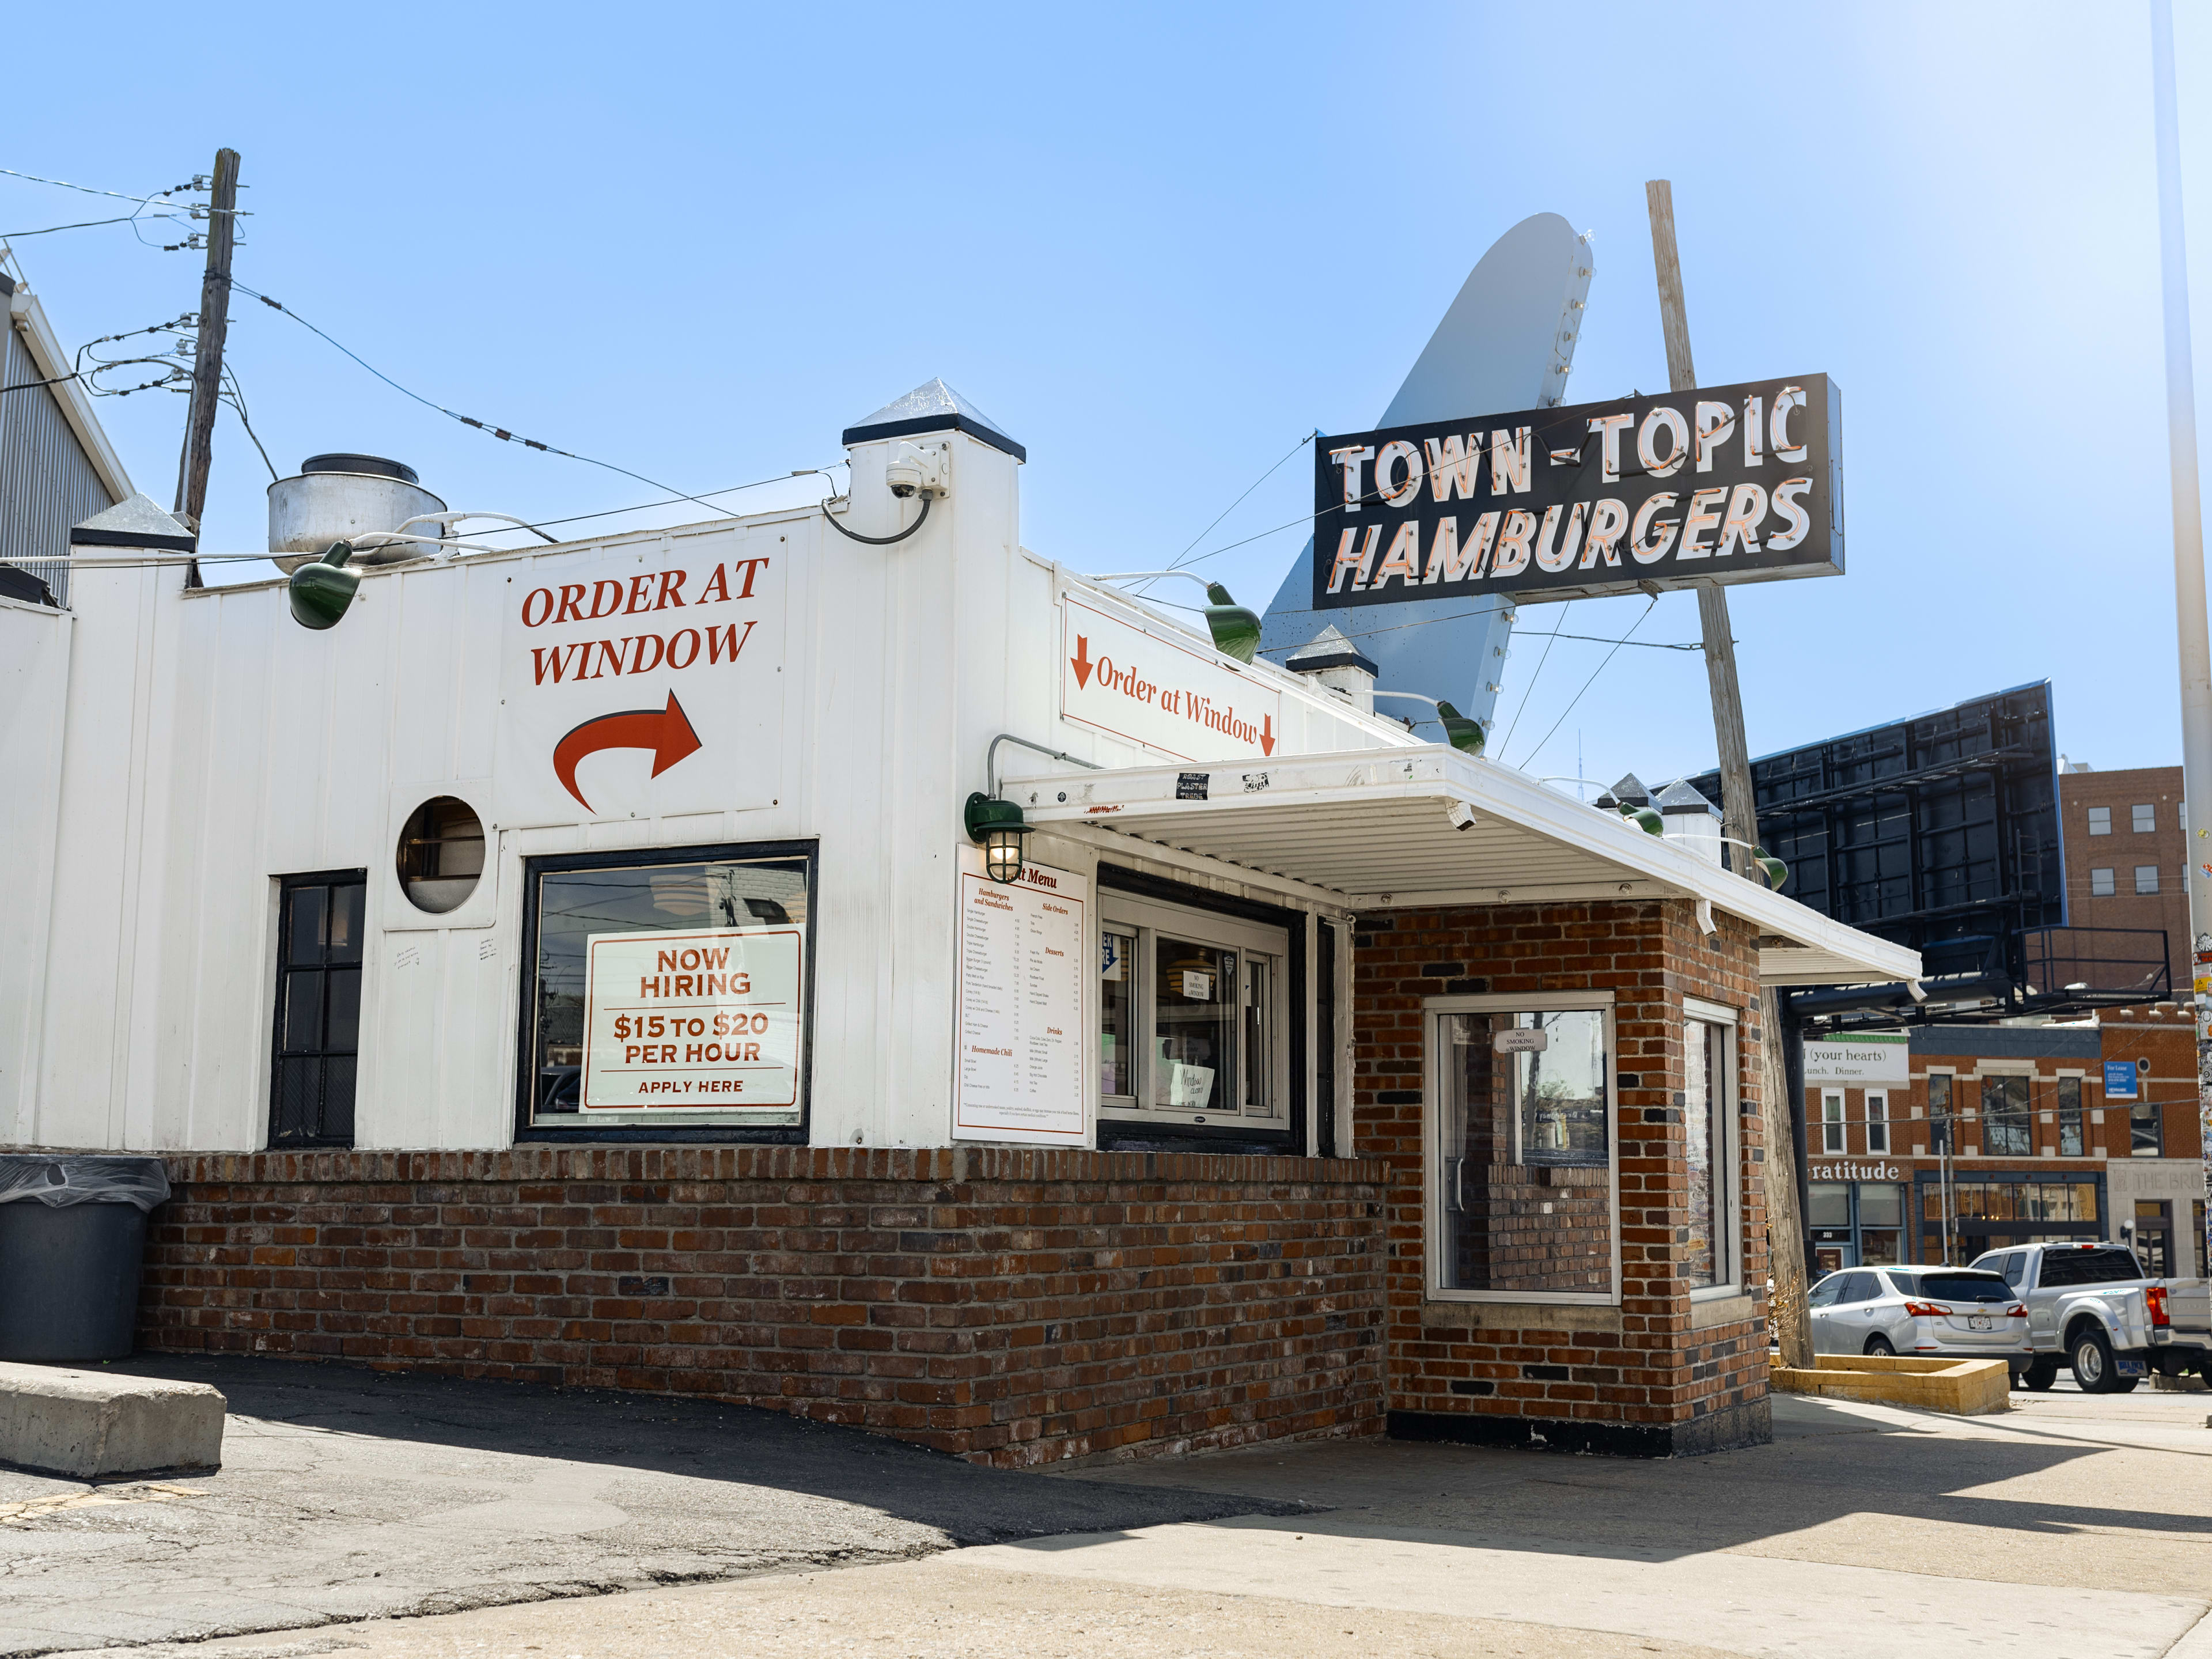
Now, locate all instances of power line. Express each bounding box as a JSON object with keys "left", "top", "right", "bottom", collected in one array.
[
  {"left": 232, "top": 281, "right": 752, "bottom": 521},
  {"left": 1497, "top": 599, "right": 1570, "bottom": 756},
  {"left": 57, "top": 465, "right": 852, "bottom": 570},
  {"left": 0, "top": 166, "right": 194, "bottom": 208},
  {"left": 1166, "top": 429, "right": 1318, "bottom": 571},
  {"left": 1, "top": 213, "right": 157, "bottom": 238},
  {"left": 1513, "top": 596, "right": 1661, "bottom": 769},
  {"left": 1255, "top": 609, "right": 1700, "bottom": 650}
]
